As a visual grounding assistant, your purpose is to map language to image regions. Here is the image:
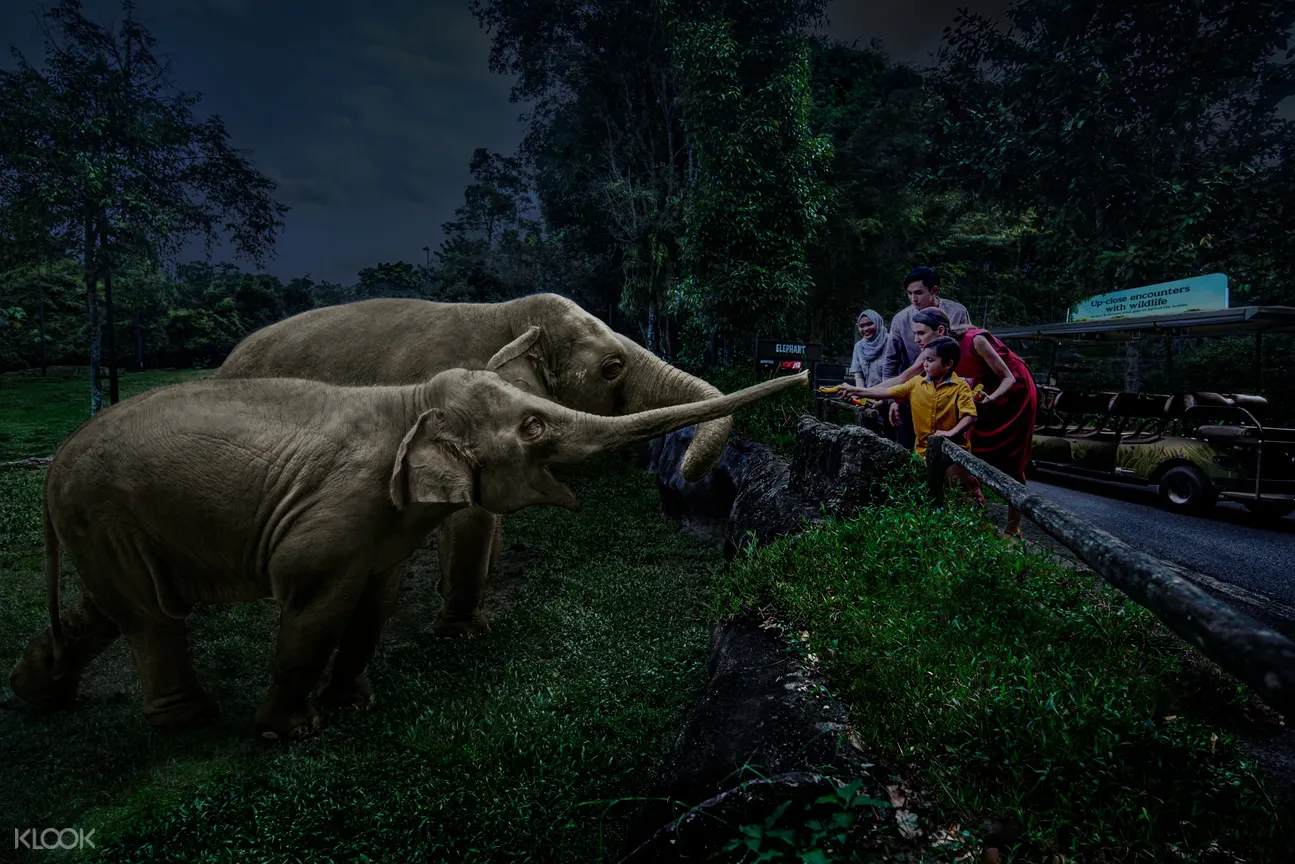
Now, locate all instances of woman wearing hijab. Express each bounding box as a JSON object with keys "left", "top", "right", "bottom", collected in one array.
[
  {"left": 848, "top": 309, "right": 888, "bottom": 388},
  {"left": 844, "top": 309, "right": 891, "bottom": 437}
]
